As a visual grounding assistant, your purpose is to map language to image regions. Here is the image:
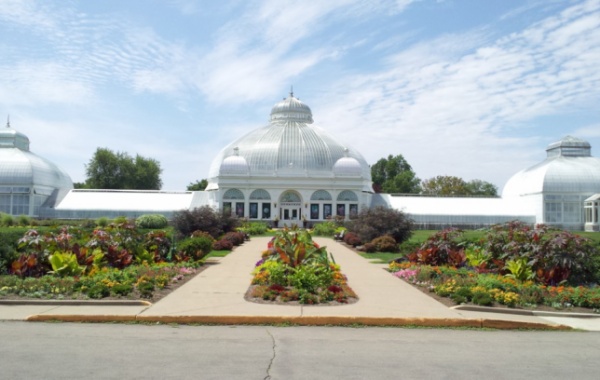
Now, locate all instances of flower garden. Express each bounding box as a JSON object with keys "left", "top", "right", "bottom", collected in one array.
[
  {"left": 247, "top": 227, "right": 357, "bottom": 305},
  {"left": 386, "top": 223, "right": 600, "bottom": 312},
  {"left": 0, "top": 210, "right": 255, "bottom": 300}
]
